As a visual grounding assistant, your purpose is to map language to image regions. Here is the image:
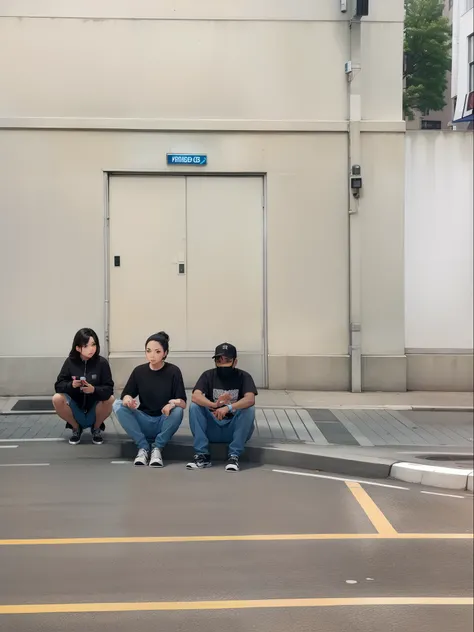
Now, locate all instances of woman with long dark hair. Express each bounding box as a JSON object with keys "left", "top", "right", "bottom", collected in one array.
[
  {"left": 113, "top": 331, "right": 186, "bottom": 467},
  {"left": 53, "top": 328, "right": 114, "bottom": 445}
]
